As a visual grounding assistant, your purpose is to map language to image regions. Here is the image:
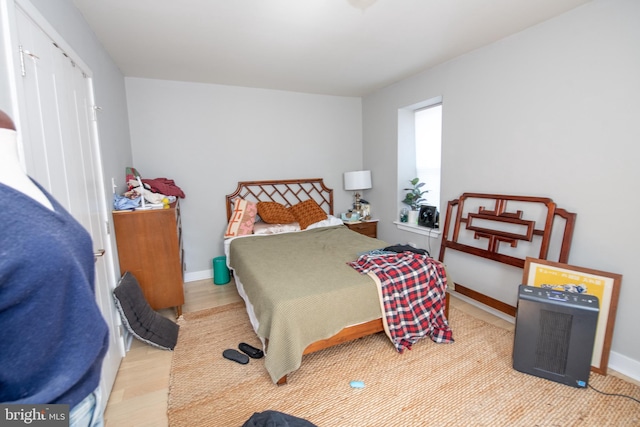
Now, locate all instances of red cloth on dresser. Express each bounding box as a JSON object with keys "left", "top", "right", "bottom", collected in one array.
[
  {"left": 348, "top": 251, "right": 453, "bottom": 352},
  {"left": 141, "top": 177, "right": 185, "bottom": 198}
]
